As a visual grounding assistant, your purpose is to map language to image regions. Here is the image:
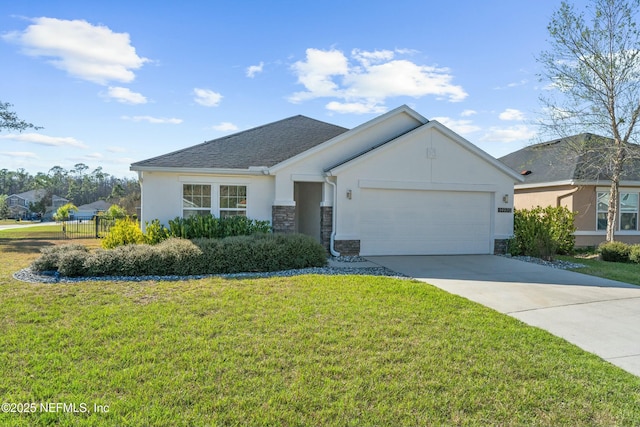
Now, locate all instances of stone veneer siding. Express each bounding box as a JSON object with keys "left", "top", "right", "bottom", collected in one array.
[
  {"left": 272, "top": 205, "right": 296, "bottom": 234},
  {"left": 320, "top": 206, "right": 333, "bottom": 252},
  {"left": 335, "top": 240, "right": 361, "bottom": 256},
  {"left": 493, "top": 239, "right": 509, "bottom": 255}
]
